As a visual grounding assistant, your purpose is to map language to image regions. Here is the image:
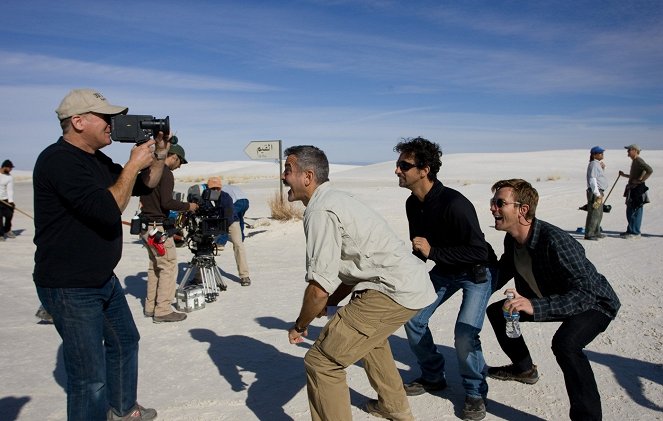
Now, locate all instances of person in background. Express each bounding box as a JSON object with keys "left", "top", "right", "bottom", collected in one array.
[
  {"left": 139, "top": 142, "right": 198, "bottom": 323},
  {"left": 0, "top": 159, "right": 16, "bottom": 240},
  {"left": 618, "top": 144, "right": 653, "bottom": 238},
  {"left": 33, "top": 88, "right": 168, "bottom": 420},
  {"left": 394, "top": 137, "right": 497, "bottom": 421},
  {"left": 584, "top": 146, "right": 607, "bottom": 241},
  {"left": 207, "top": 177, "right": 251, "bottom": 286},
  {"left": 283, "top": 145, "right": 436, "bottom": 421},
  {"left": 221, "top": 183, "right": 250, "bottom": 240},
  {"left": 486, "top": 178, "right": 620, "bottom": 421}
]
